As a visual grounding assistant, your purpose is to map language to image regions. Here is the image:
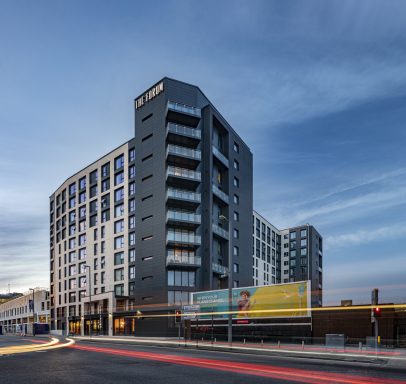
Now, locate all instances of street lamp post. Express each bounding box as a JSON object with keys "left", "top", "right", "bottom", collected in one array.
[
  {"left": 29, "top": 288, "right": 35, "bottom": 336},
  {"left": 85, "top": 265, "right": 92, "bottom": 337},
  {"left": 219, "top": 214, "right": 232, "bottom": 346}
]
